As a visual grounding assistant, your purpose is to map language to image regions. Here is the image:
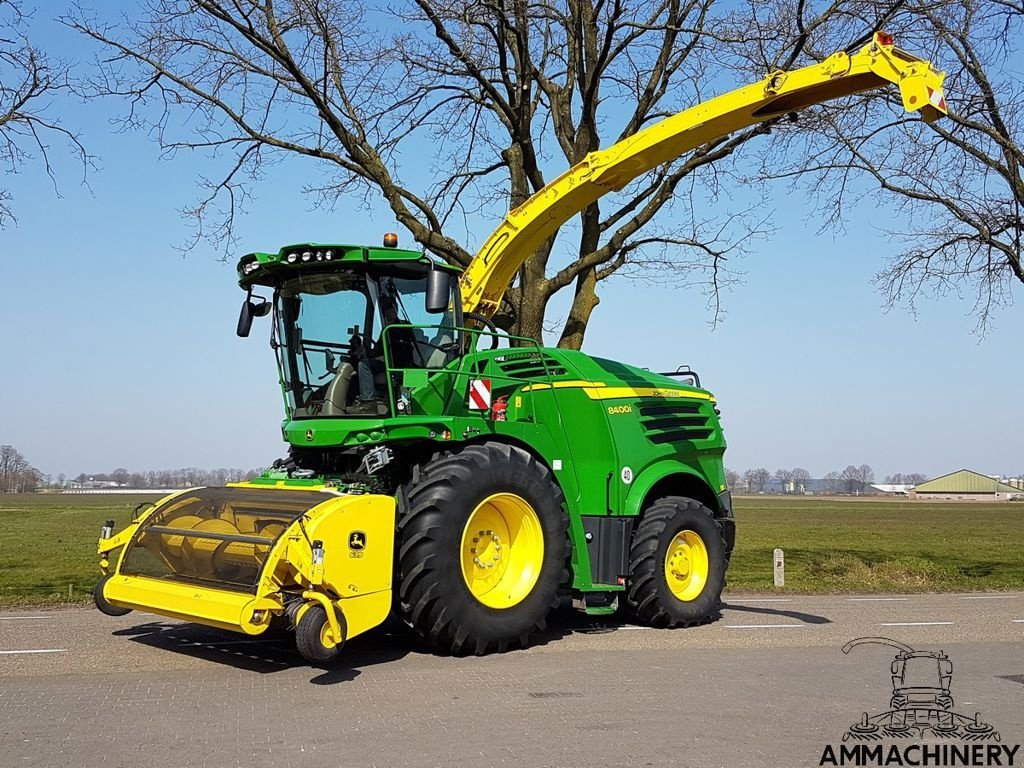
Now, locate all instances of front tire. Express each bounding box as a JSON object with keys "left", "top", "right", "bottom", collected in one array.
[
  {"left": 93, "top": 575, "right": 132, "bottom": 617},
  {"left": 626, "top": 496, "right": 726, "bottom": 627},
  {"left": 295, "top": 605, "right": 345, "bottom": 665},
  {"left": 397, "top": 443, "right": 569, "bottom": 655}
]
